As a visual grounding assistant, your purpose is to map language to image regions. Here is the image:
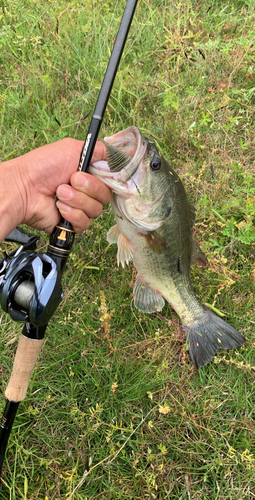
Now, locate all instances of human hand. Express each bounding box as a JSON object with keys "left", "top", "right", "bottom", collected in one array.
[{"left": 0, "top": 138, "right": 112, "bottom": 241}]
